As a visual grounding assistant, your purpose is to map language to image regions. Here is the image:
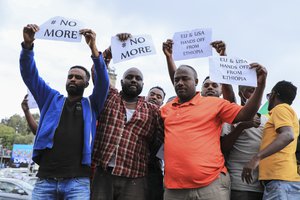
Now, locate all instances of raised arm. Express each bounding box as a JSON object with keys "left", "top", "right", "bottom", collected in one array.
[
  {"left": 21, "top": 94, "right": 38, "bottom": 135},
  {"left": 162, "top": 39, "right": 176, "bottom": 85},
  {"left": 80, "top": 29, "right": 109, "bottom": 115},
  {"left": 23, "top": 24, "right": 39, "bottom": 49},
  {"left": 211, "top": 40, "right": 236, "bottom": 103},
  {"left": 20, "top": 24, "right": 54, "bottom": 110},
  {"left": 221, "top": 114, "right": 261, "bottom": 153},
  {"left": 233, "top": 63, "right": 267, "bottom": 123},
  {"left": 211, "top": 40, "right": 227, "bottom": 56}
]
